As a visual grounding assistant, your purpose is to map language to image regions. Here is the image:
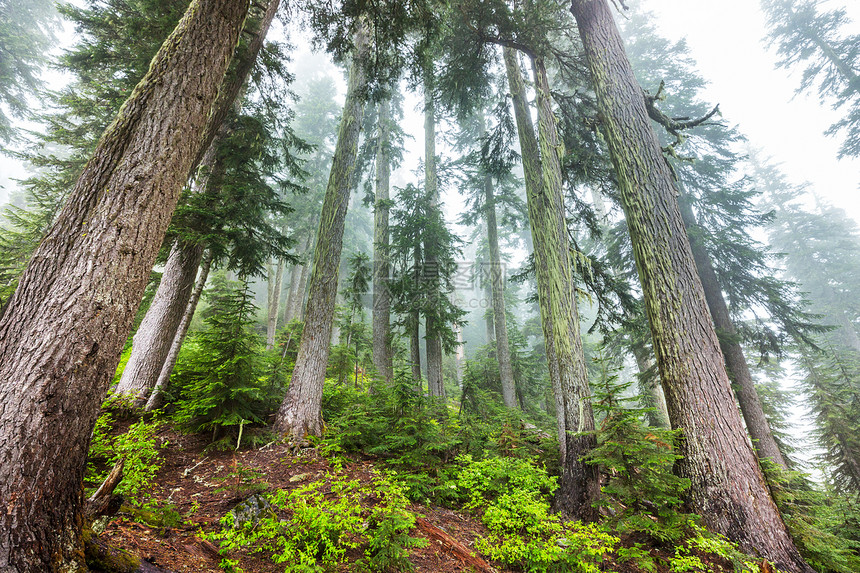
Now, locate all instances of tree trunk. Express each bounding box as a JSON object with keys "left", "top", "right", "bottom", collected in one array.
[
  {"left": 145, "top": 250, "right": 212, "bottom": 412},
  {"left": 295, "top": 258, "right": 311, "bottom": 321},
  {"left": 0, "top": 0, "right": 248, "bottom": 569},
  {"left": 372, "top": 98, "right": 393, "bottom": 384},
  {"left": 533, "top": 55, "right": 599, "bottom": 518},
  {"left": 266, "top": 255, "right": 285, "bottom": 350},
  {"left": 410, "top": 308, "right": 423, "bottom": 390},
  {"left": 483, "top": 141, "right": 517, "bottom": 409},
  {"left": 283, "top": 265, "right": 300, "bottom": 322},
  {"left": 631, "top": 341, "right": 670, "bottom": 428},
  {"left": 423, "top": 83, "right": 445, "bottom": 400},
  {"left": 114, "top": 240, "right": 204, "bottom": 404},
  {"left": 678, "top": 195, "right": 788, "bottom": 469},
  {"left": 273, "top": 24, "right": 369, "bottom": 438},
  {"left": 568, "top": 1, "right": 810, "bottom": 569},
  {"left": 504, "top": 48, "right": 599, "bottom": 519}
]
